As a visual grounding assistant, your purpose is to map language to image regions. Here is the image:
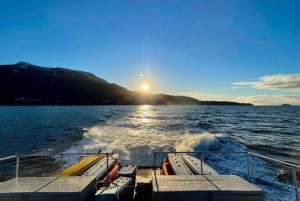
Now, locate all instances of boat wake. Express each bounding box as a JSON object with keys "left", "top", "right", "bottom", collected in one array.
[{"left": 63, "top": 123, "right": 295, "bottom": 201}]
